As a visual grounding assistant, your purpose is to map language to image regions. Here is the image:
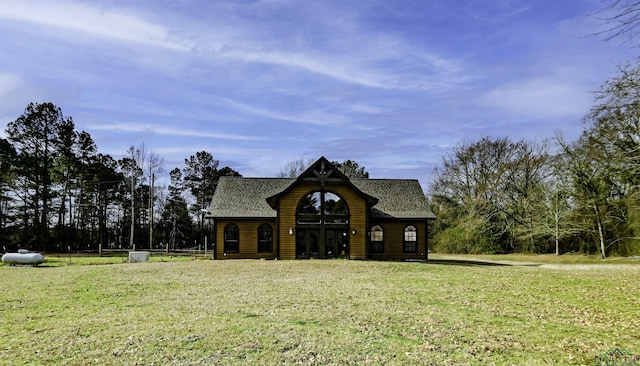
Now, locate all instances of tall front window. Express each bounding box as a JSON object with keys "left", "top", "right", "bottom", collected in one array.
[
  {"left": 295, "top": 190, "right": 350, "bottom": 259},
  {"left": 403, "top": 225, "right": 417, "bottom": 253},
  {"left": 296, "top": 191, "right": 349, "bottom": 224},
  {"left": 257, "top": 224, "right": 273, "bottom": 253},
  {"left": 224, "top": 223, "right": 239, "bottom": 253}
]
